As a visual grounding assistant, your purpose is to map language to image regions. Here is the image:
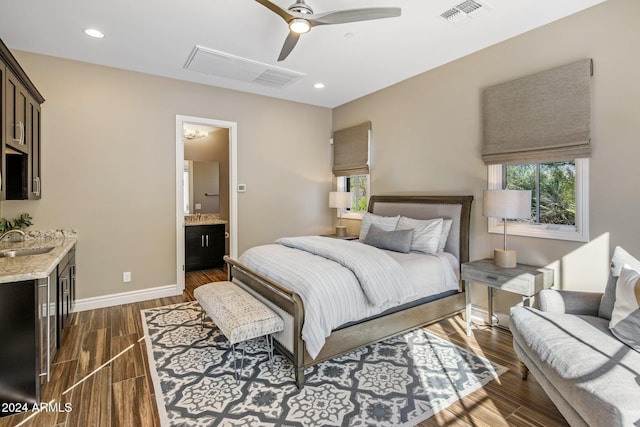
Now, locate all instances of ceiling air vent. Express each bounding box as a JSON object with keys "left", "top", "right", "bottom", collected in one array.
[
  {"left": 440, "top": 0, "right": 491, "bottom": 23},
  {"left": 184, "top": 45, "right": 305, "bottom": 89}
]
